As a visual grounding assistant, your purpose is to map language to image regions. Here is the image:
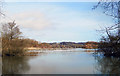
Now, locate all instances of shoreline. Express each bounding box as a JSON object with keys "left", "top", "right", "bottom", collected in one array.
[
  {"left": 25, "top": 47, "right": 97, "bottom": 51},
  {"left": 25, "top": 47, "right": 75, "bottom": 50}
]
